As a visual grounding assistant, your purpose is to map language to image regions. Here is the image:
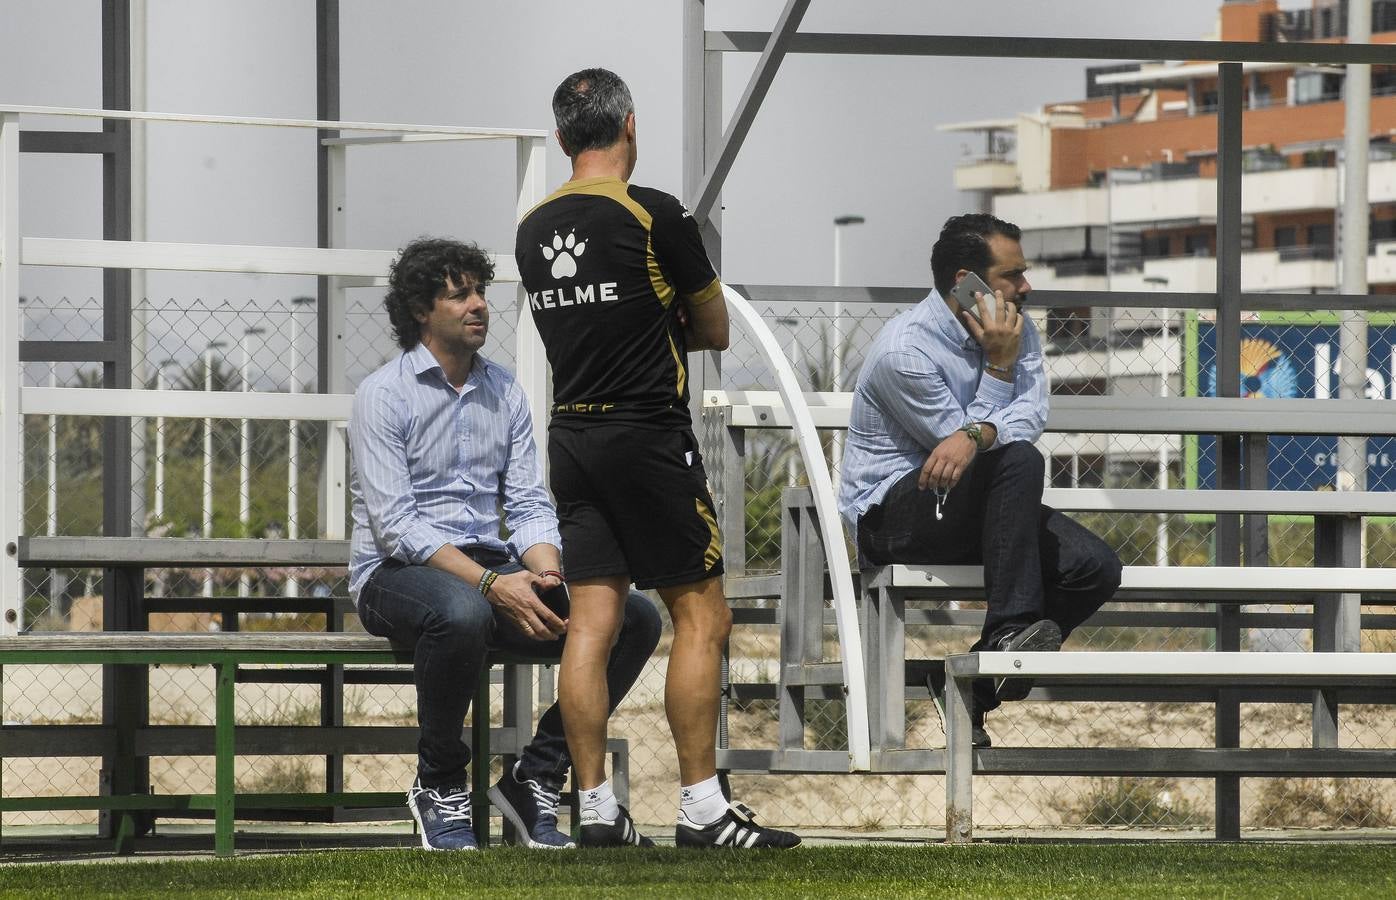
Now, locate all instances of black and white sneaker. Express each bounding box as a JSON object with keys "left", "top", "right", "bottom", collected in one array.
[
  {"left": 676, "top": 801, "right": 801, "bottom": 849},
  {"left": 578, "top": 803, "right": 655, "bottom": 848},
  {"left": 992, "top": 618, "right": 1063, "bottom": 702},
  {"left": 488, "top": 762, "right": 575, "bottom": 849}
]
